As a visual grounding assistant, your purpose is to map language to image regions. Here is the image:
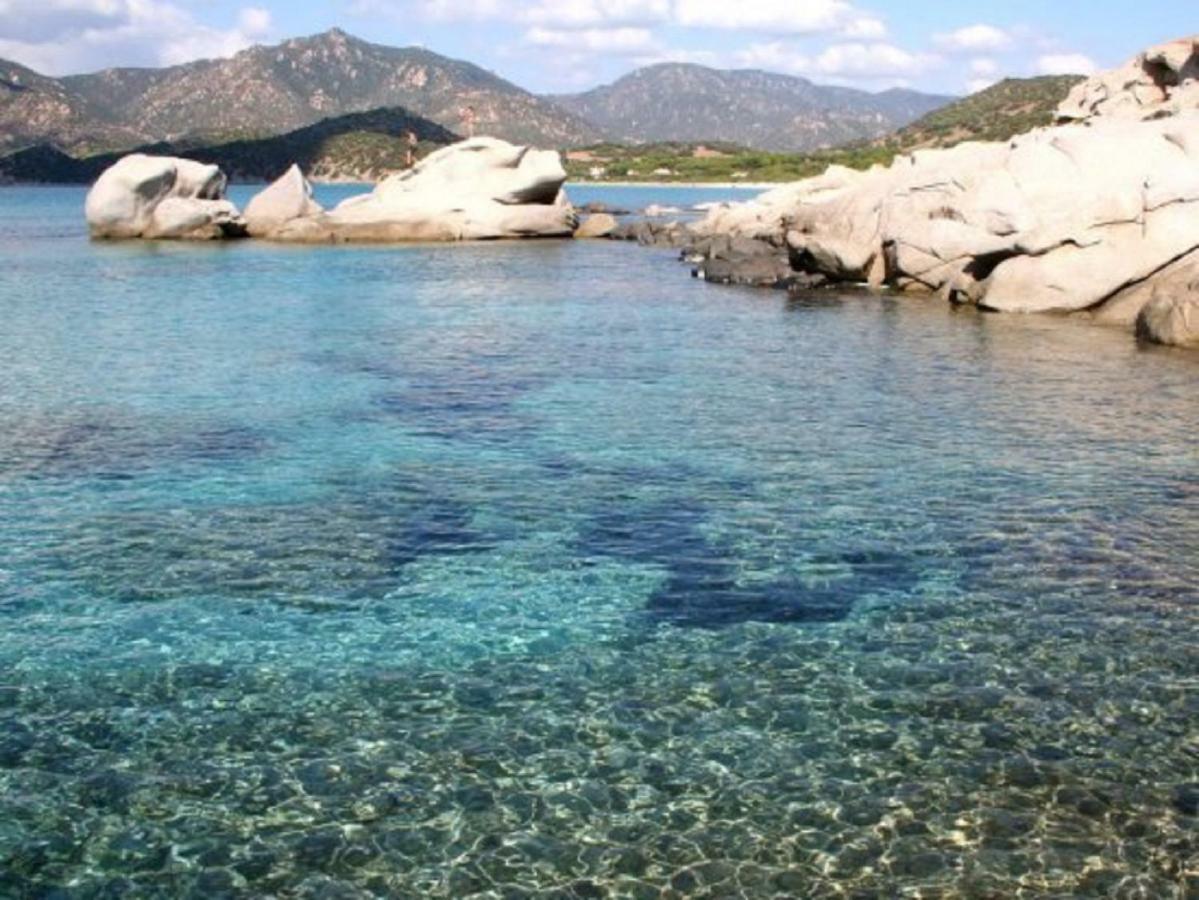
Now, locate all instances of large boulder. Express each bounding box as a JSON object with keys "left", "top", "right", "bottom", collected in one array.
[
  {"left": 262, "top": 138, "right": 577, "bottom": 243},
  {"left": 689, "top": 37, "right": 1199, "bottom": 339},
  {"left": 1057, "top": 37, "right": 1199, "bottom": 124},
  {"left": 85, "top": 154, "right": 244, "bottom": 240},
  {"left": 575, "top": 213, "right": 618, "bottom": 239},
  {"left": 1135, "top": 265, "right": 1199, "bottom": 347},
  {"left": 244, "top": 165, "right": 323, "bottom": 237}
]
